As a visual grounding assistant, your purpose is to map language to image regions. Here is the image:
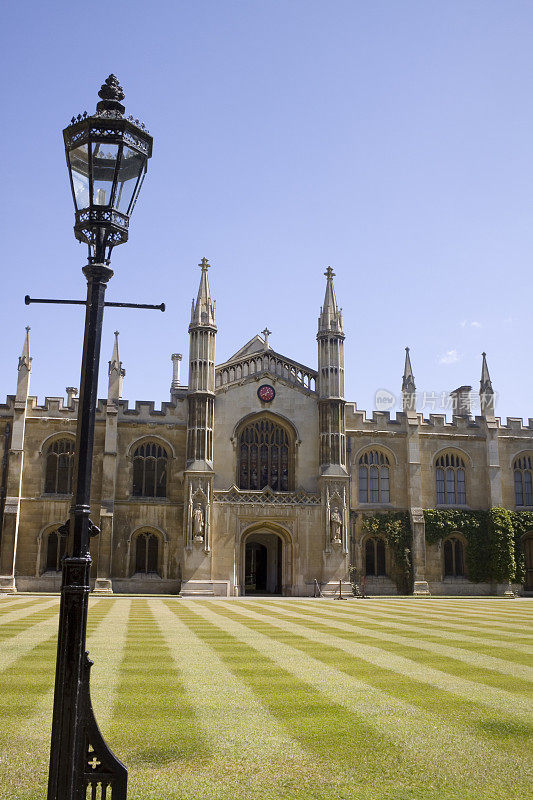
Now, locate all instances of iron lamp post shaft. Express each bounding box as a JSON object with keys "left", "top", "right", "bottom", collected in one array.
[{"left": 47, "top": 261, "right": 116, "bottom": 800}]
